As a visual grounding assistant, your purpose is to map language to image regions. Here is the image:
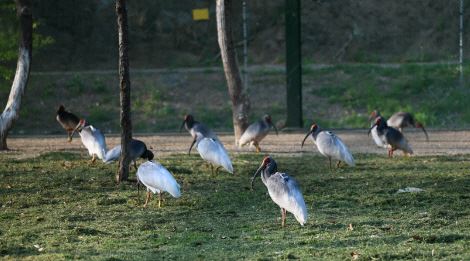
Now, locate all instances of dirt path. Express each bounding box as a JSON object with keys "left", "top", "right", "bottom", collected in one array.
[{"left": 2, "top": 129, "right": 470, "bottom": 160}]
